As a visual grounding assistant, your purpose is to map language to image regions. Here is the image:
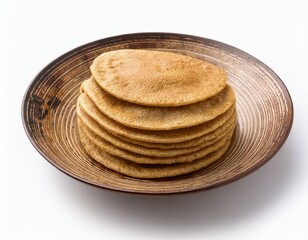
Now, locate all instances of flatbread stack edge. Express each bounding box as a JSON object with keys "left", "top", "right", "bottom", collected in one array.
[{"left": 77, "top": 49, "right": 237, "bottom": 179}]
